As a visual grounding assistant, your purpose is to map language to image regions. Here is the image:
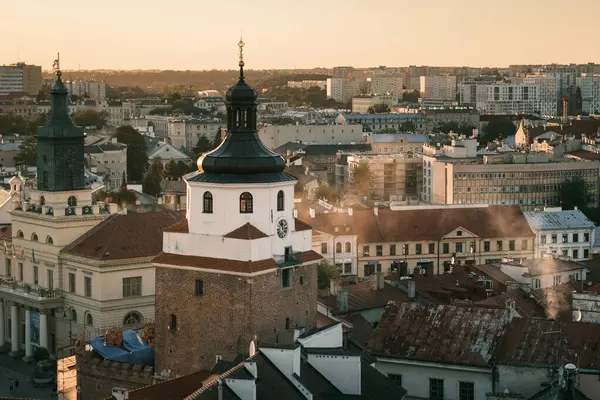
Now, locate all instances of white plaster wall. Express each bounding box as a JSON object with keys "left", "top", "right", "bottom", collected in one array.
[
  {"left": 311, "top": 231, "right": 358, "bottom": 275},
  {"left": 496, "top": 365, "right": 553, "bottom": 399},
  {"left": 374, "top": 359, "right": 492, "bottom": 400},
  {"left": 297, "top": 323, "right": 343, "bottom": 348},
  {"left": 534, "top": 228, "right": 594, "bottom": 260},
  {"left": 186, "top": 181, "right": 296, "bottom": 239},
  {"left": 308, "top": 354, "right": 361, "bottom": 395}
]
